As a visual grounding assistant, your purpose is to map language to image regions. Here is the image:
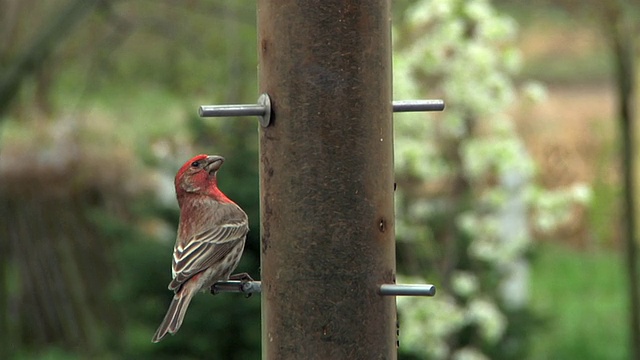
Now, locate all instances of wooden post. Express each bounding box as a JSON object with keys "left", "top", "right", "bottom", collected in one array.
[
  {"left": 258, "top": 1, "right": 396, "bottom": 358},
  {"left": 606, "top": 4, "right": 640, "bottom": 358}
]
